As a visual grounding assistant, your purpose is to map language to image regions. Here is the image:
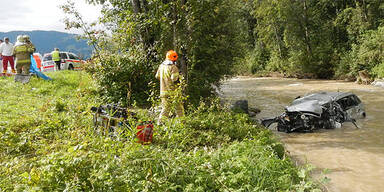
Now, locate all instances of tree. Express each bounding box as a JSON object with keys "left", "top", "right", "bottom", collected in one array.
[
  {"left": 245, "top": 0, "right": 384, "bottom": 79},
  {"left": 64, "top": 0, "right": 246, "bottom": 105}
]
